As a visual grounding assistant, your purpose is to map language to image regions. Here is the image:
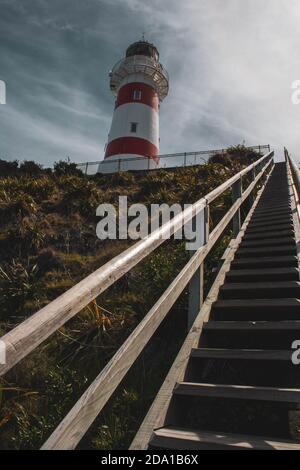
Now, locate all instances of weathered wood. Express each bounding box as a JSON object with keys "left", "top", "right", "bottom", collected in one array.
[
  {"left": 232, "top": 177, "right": 242, "bottom": 236},
  {"left": 174, "top": 382, "right": 300, "bottom": 403},
  {"left": 188, "top": 263, "right": 204, "bottom": 330},
  {"left": 187, "top": 207, "right": 207, "bottom": 329},
  {"left": 190, "top": 348, "right": 292, "bottom": 361},
  {"left": 203, "top": 320, "right": 300, "bottom": 331},
  {"left": 286, "top": 154, "right": 300, "bottom": 273},
  {"left": 150, "top": 426, "right": 300, "bottom": 450}
]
